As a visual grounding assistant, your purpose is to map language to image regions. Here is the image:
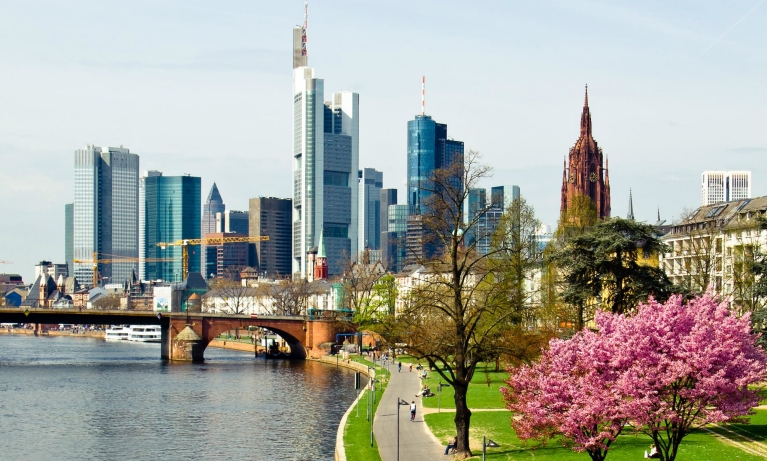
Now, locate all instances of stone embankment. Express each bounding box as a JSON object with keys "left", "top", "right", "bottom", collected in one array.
[{"left": 0, "top": 327, "right": 104, "bottom": 338}]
